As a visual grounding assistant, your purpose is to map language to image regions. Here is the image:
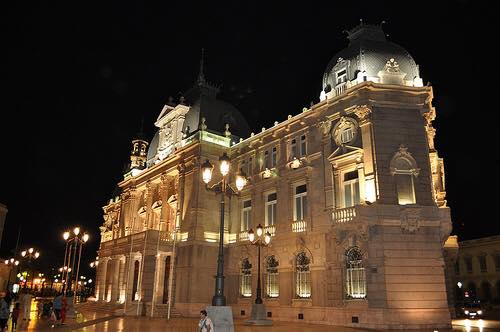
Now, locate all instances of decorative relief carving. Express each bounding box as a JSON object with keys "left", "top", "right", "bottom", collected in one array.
[
  {"left": 353, "top": 105, "right": 372, "bottom": 123},
  {"left": 390, "top": 144, "right": 420, "bottom": 177},
  {"left": 400, "top": 207, "right": 421, "bottom": 234},
  {"left": 332, "top": 117, "right": 359, "bottom": 146}
]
